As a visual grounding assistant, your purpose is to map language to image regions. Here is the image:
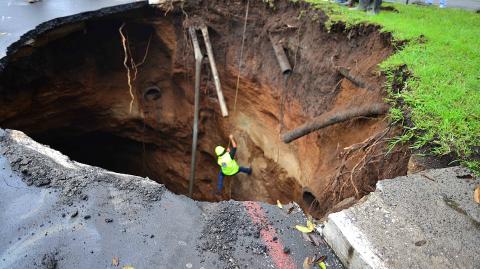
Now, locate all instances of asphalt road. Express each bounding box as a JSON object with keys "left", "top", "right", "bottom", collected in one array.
[
  {"left": 0, "top": 129, "right": 344, "bottom": 268},
  {"left": 0, "top": 0, "right": 478, "bottom": 61},
  {"left": 0, "top": 0, "right": 146, "bottom": 59},
  {"left": 1, "top": 0, "right": 479, "bottom": 57}
]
